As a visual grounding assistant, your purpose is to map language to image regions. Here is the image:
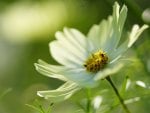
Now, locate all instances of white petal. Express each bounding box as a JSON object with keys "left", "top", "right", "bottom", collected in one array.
[
  {"left": 109, "top": 24, "right": 148, "bottom": 61},
  {"left": 63, "top": 27, "right": 90, "bottom": 53},
  {"left": 88, "top": 2, "right": 127, "bottom": 53},
  {"left": 110, "top": 25, "right": 148, "bottom": 60},
  {"left": 34, "top": 59, "right": 68, "bottom": 81},
  {"left": 112, "top": 3, "right": 127, "bottom": 48},
  {"left": 50, "top": 28, "right": 90, "bottom": 67},
  {"left": 109, "top": 39, "right": 128, "bottom": 61},
  {"left": 104, "top": 3, "right": 127, "bottom": 52},
  {"left": 87, "top": 17, "right": 113, "bottom": 51},
  {"left": 60, "top": 68, "right": 98, "bottom": 88},
  {"left": 50, "top": 40, "right": 84, "bottom": 68},
  {"left": 128, "top": 24, "right": 149, "bottom": 47},
  {"left": 118, "top": 5, "right": 127, "bottom": 35},
  {"left": 37, "top": 82, "right": 80, "bottom": 102},
  {"left": 113, "top": 2, "right": 120, "bottom": 23},
  {"left": 55, "top": 31, "right": 87, "bottom": 60},
  {"left": 35, "top": 60, "right": 98, "bottom": 88},
  {"left": 87, "top": 23, "right": 104, "bottom": 50},
  {"left": 94, "top": 61, "right": 124, "bottom": 80}
]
